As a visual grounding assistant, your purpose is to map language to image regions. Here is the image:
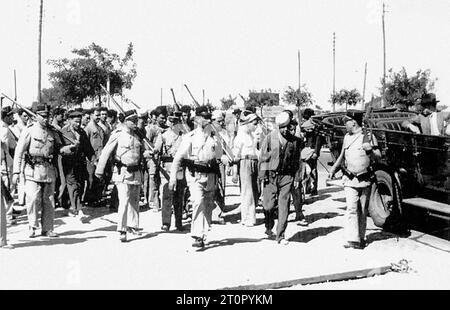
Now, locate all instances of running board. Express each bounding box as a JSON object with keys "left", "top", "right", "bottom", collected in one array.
[{"left": 402, "top": 198, "right": 450, "bottom": 220}]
